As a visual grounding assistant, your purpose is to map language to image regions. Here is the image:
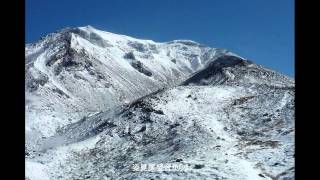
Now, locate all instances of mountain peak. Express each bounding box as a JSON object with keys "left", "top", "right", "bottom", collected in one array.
[{"left": 26, "top": 26, "right": 239, "bottom": 137}]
